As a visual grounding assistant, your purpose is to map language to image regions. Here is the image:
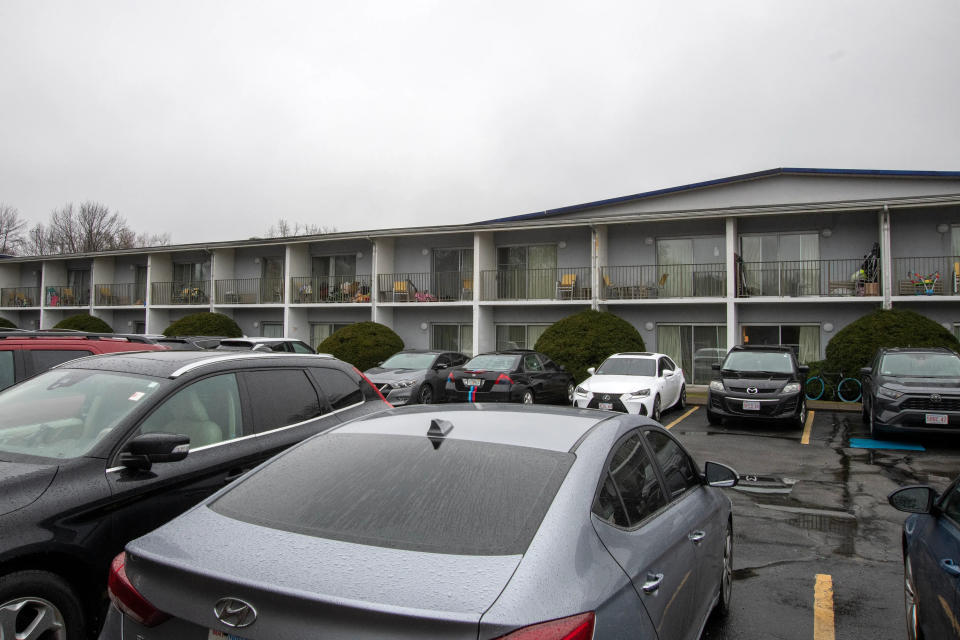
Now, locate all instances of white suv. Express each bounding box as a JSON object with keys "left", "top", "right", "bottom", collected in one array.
[{"left": 573, "top": 352, "right": 686, "bottom": 421}]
